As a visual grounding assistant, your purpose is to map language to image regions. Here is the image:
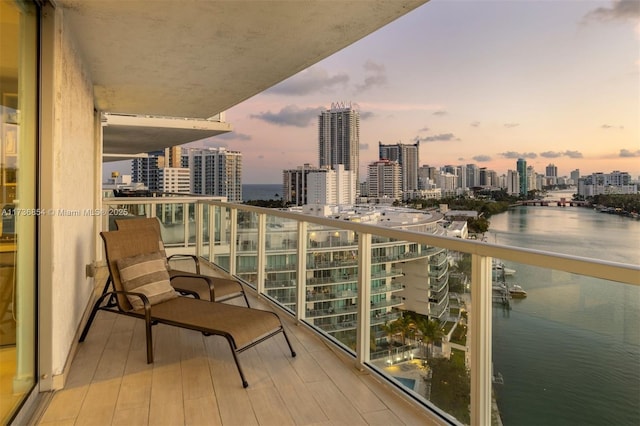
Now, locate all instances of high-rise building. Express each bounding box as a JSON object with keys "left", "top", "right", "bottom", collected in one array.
[
  {"left": 570, "top": 169, "right": 580, "bottom": 183},
  {"left": 367, "top": 160, "right": 401, "bottom": 199},
  {"left": 131, "top": 146, "right": 191, "bottom": 192},
  {"left": 466, "top": 164, "right": 479, "bottom": 188},
  {"left": 284, "top": 164, "right": 356, "bottom": 206},
  {"left": 378, "top": 141, "right": 420, "bottom": 191},
  {"left": 545, "top": 163, "right": 558, "bottom": 186},
  {"left": 418, "top": 165, "right": 437, "bottom": 189},
  {"left": 507, "top": 170, "right": 519, "bottom": 195},
  {"left": 283, "top": 163, "right": 315, "bottom": 206},
  {"left": 131, "top": 150, "right": 163, "bottom": 191},
  {"left": 517, "top": 158, "right": 528, "bottom": 196},
  {"left": 158, "top": 167, "right": 191, "bottom": 193},
  {"left": 318, "top": 102, "right": 360, "bottom": 183},
  {"left": 186, "top": 147, "right": 242, "bottom": 202}
]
